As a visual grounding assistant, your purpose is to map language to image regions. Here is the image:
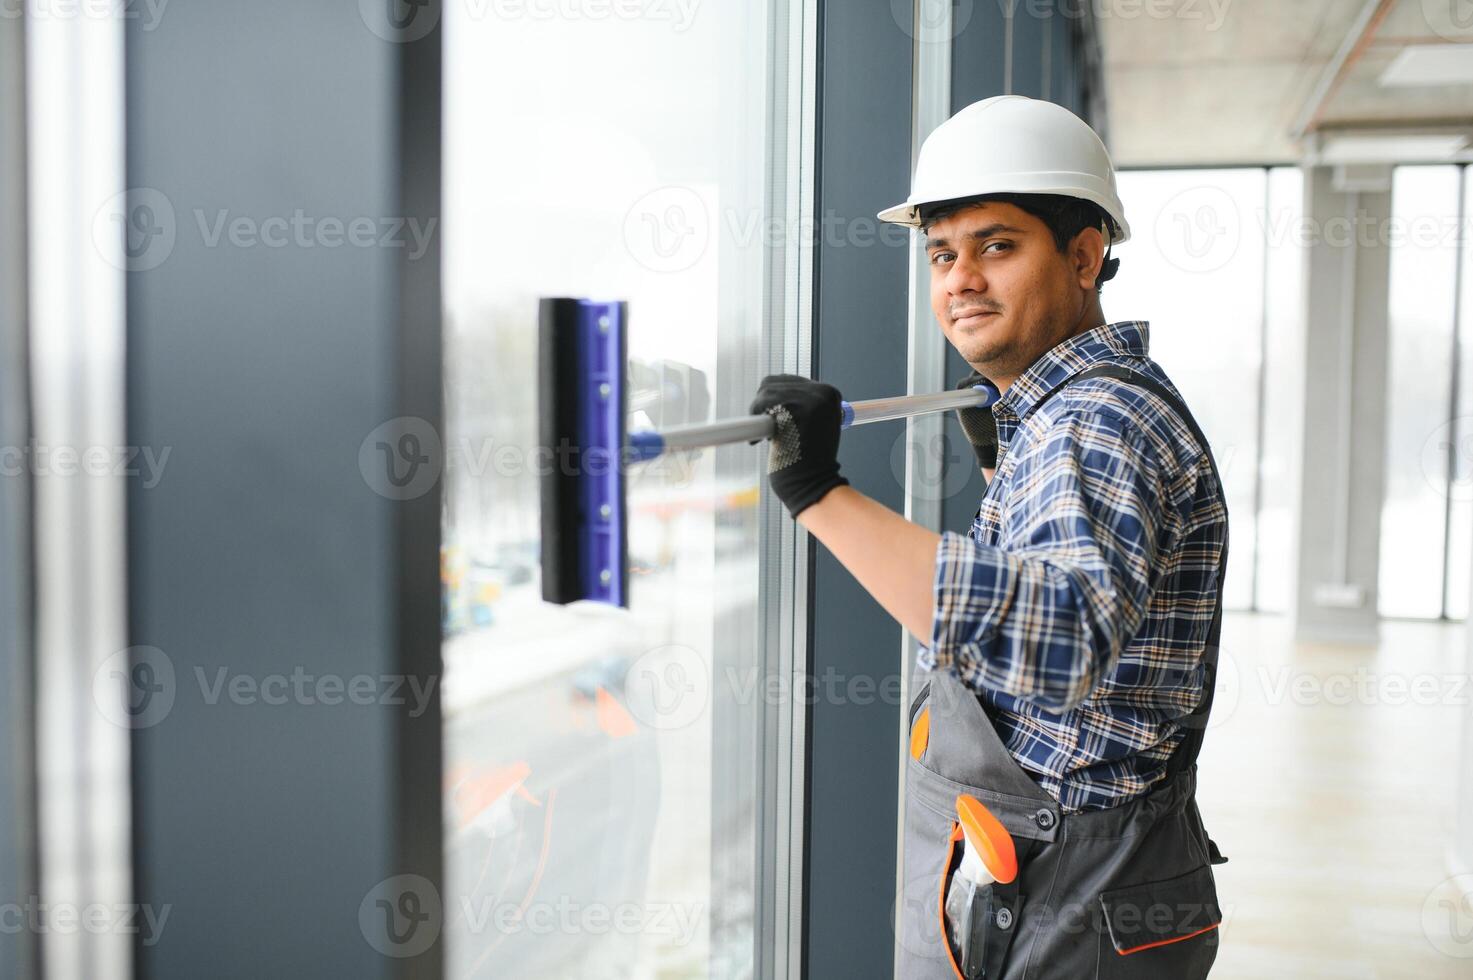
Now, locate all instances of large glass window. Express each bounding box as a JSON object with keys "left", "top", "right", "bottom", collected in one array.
[
  {"left": 441, "top": 6, "right": 799, "bottom": 977},
  {"left": 1111, "top": 168, "right": 1306, "bottom": 612},
  {"left": 1379, "top": 166, "right": 1465, "bottom": 619},
  {"left": 1253, "top": 168, "right": 1307, "bottom": 614}
]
